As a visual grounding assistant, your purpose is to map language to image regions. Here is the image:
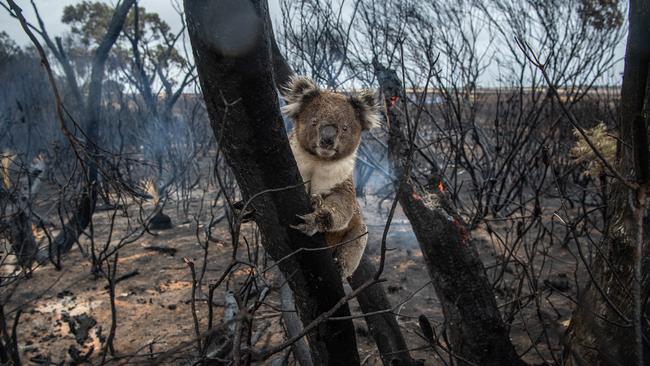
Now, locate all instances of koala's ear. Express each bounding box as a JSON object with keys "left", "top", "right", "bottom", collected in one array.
[
  {"left": 349, "top": 90, "right": 381, "bottom": 130},
  {"left": 281, "top": 75, "right": 320, "bottom": 119}
]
